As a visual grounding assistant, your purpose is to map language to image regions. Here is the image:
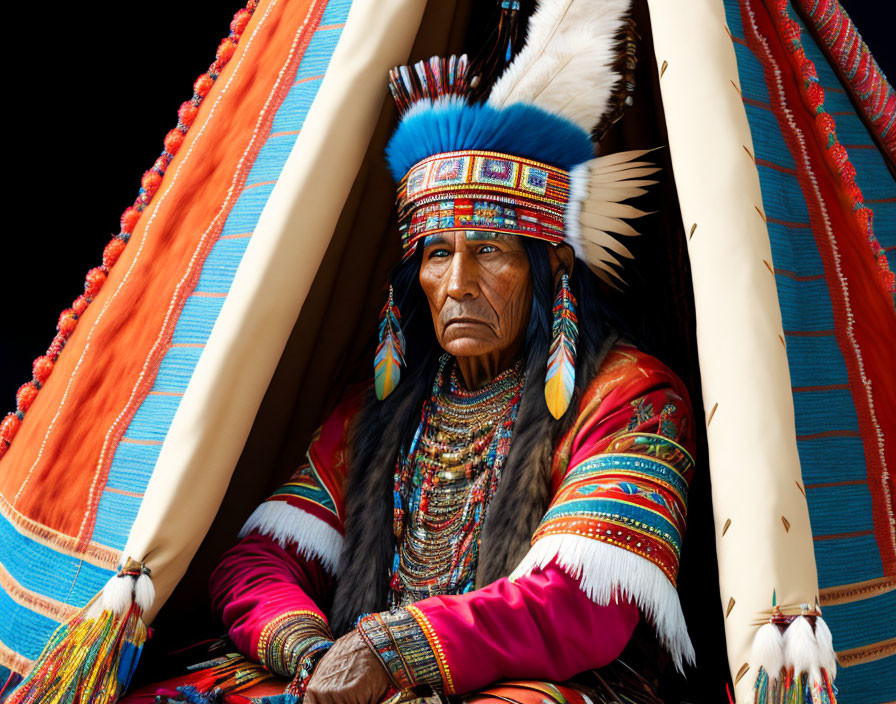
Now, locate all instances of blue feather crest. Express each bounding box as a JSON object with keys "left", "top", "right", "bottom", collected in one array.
[{"left": 386, "top": 100, "right": 593, "bottom": 181}]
